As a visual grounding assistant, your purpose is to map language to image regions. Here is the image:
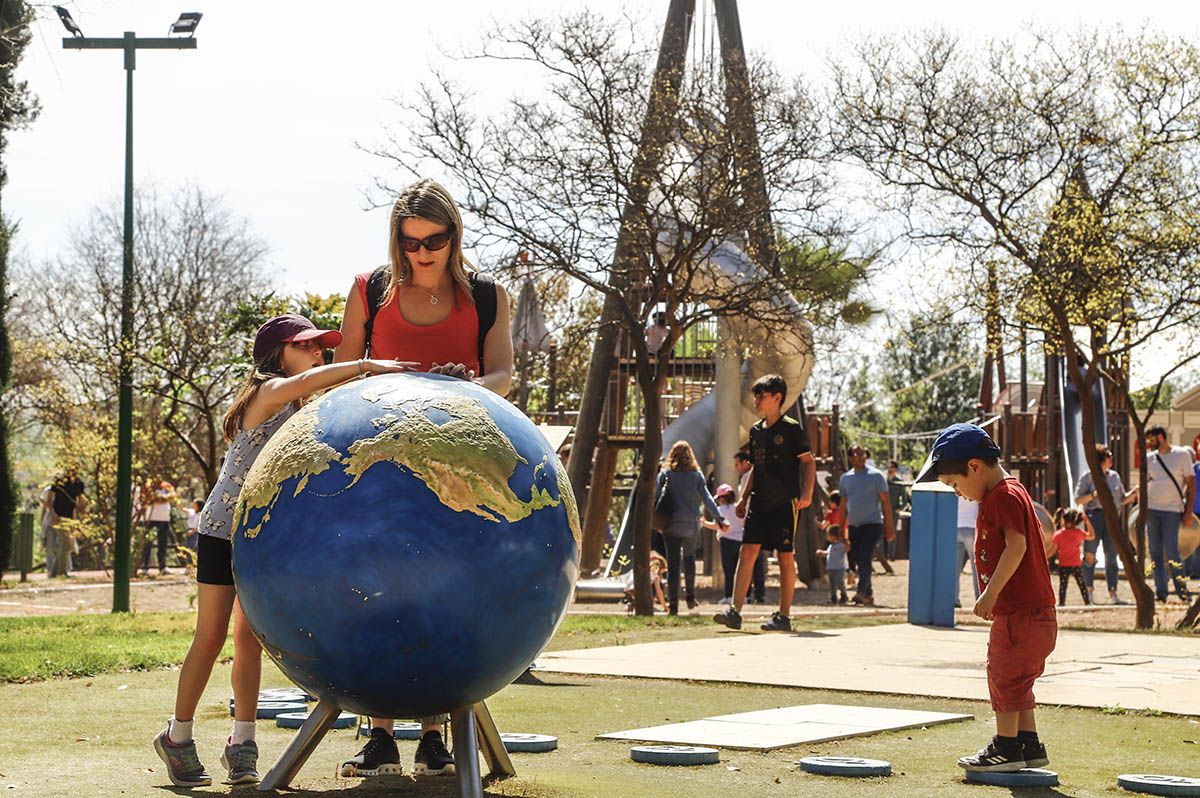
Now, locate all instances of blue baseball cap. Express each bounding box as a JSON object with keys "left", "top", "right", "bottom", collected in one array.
[{"left": 915, "top": 423, "right": 1002, "bottom": 483}]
